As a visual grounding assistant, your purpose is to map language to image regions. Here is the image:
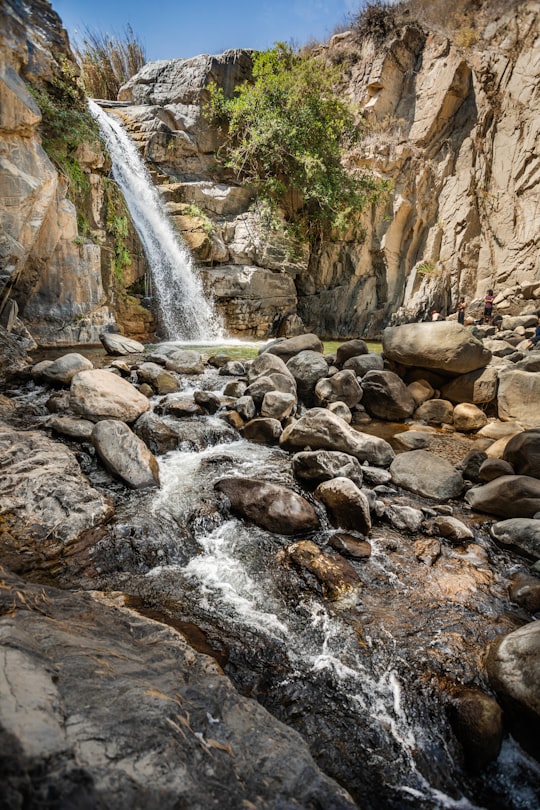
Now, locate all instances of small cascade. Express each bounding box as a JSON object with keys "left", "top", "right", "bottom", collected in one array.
[{"left": 88, "top": 99, "right": 223, "bottom": 341}]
